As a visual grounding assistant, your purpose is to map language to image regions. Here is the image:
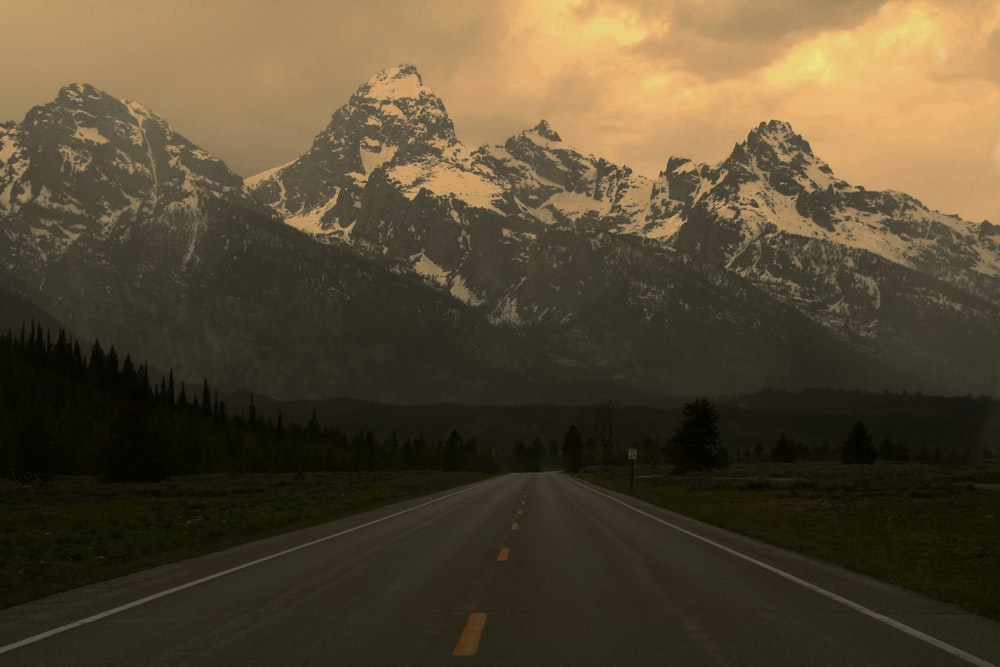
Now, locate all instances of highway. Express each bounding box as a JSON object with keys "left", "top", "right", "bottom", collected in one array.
[{"left": 1, "top": 472, "right": 998, "bottom": 665}]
